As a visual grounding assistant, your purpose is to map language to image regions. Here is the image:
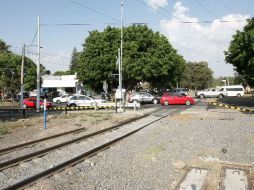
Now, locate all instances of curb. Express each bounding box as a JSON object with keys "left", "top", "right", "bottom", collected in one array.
[
  {"left": 0, "top": 106, "right": 114, "bottom": 112},
  {"left": 208, "top": 102, "right": 254, "bottom": 113}
]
